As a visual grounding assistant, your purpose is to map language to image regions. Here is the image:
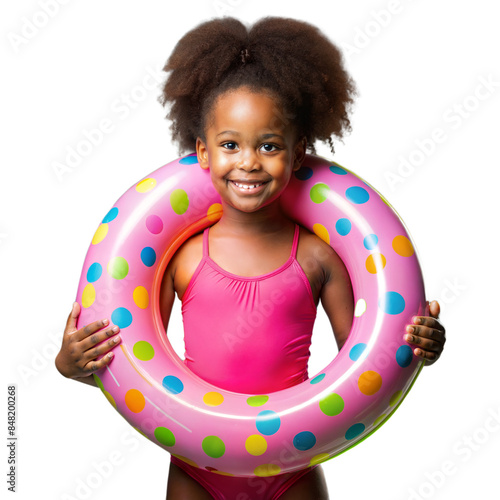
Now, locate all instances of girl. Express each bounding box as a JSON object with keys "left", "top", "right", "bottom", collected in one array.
[{"left": 56, "top": 17, "right": 446, "bottom": 499}]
